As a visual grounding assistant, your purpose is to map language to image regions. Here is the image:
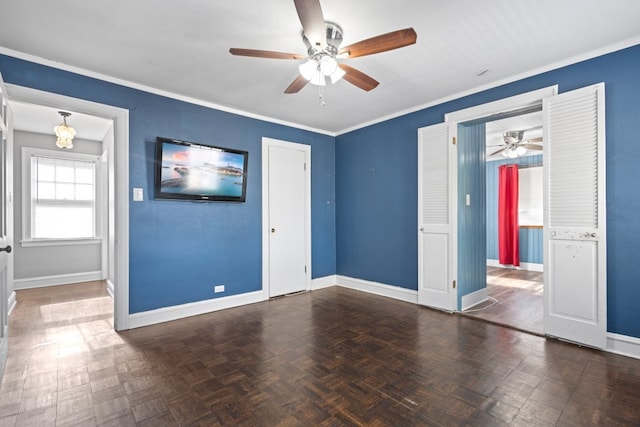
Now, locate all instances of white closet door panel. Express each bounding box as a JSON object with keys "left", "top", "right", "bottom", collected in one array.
[
  {"left": 543, "top": 83, "right": 606, "bottom": 349},
  {"left": 418, "top": 123, "right": 456, "bottom": 310}
]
